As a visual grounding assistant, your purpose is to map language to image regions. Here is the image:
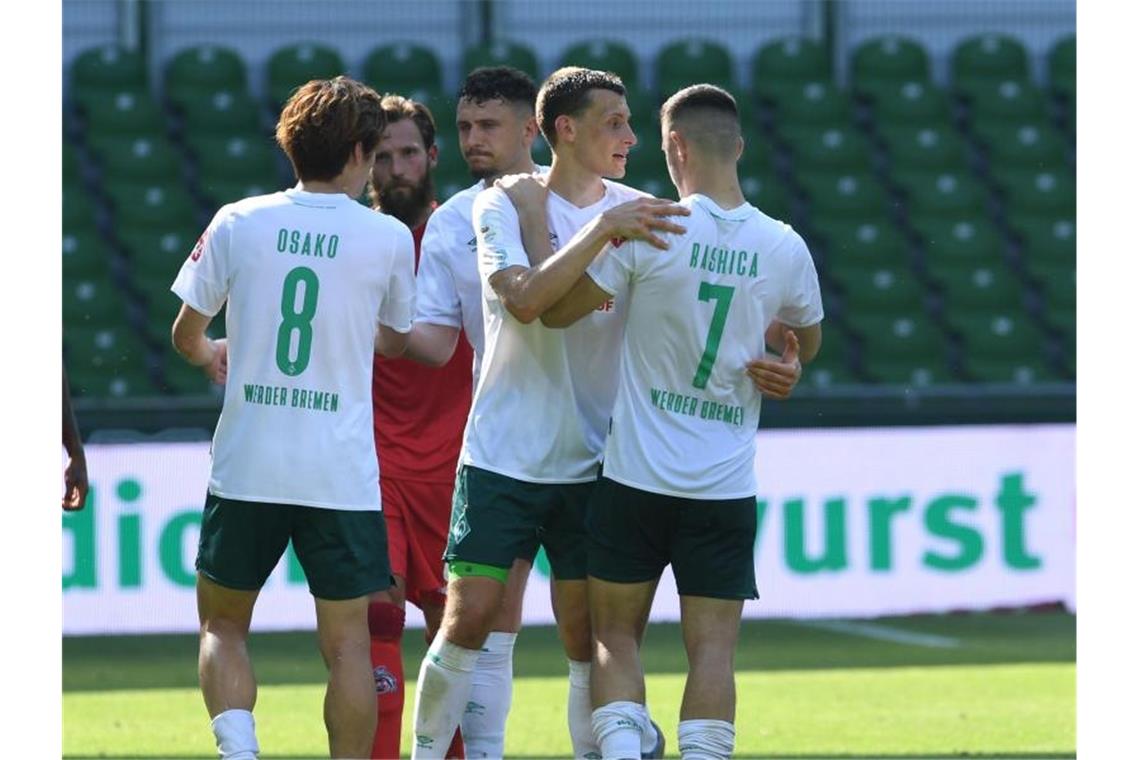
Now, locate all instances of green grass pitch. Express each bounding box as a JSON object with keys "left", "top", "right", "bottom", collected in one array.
[{"left": 63, "top": 611, "right": 1074, "bottom": 758}]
